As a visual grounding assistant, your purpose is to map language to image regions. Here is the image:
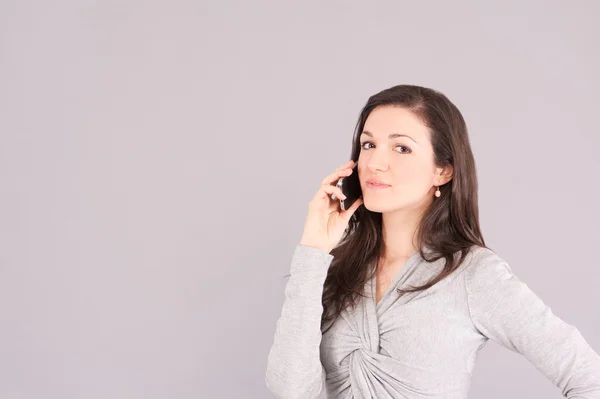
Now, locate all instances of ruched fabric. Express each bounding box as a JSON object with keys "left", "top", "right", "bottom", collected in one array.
[
  {"left": 266, "top": 244, "right": 600, "bottom": 399},
  {"left": 320, "top": 257, "right": 468, "bottom": 399}
]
